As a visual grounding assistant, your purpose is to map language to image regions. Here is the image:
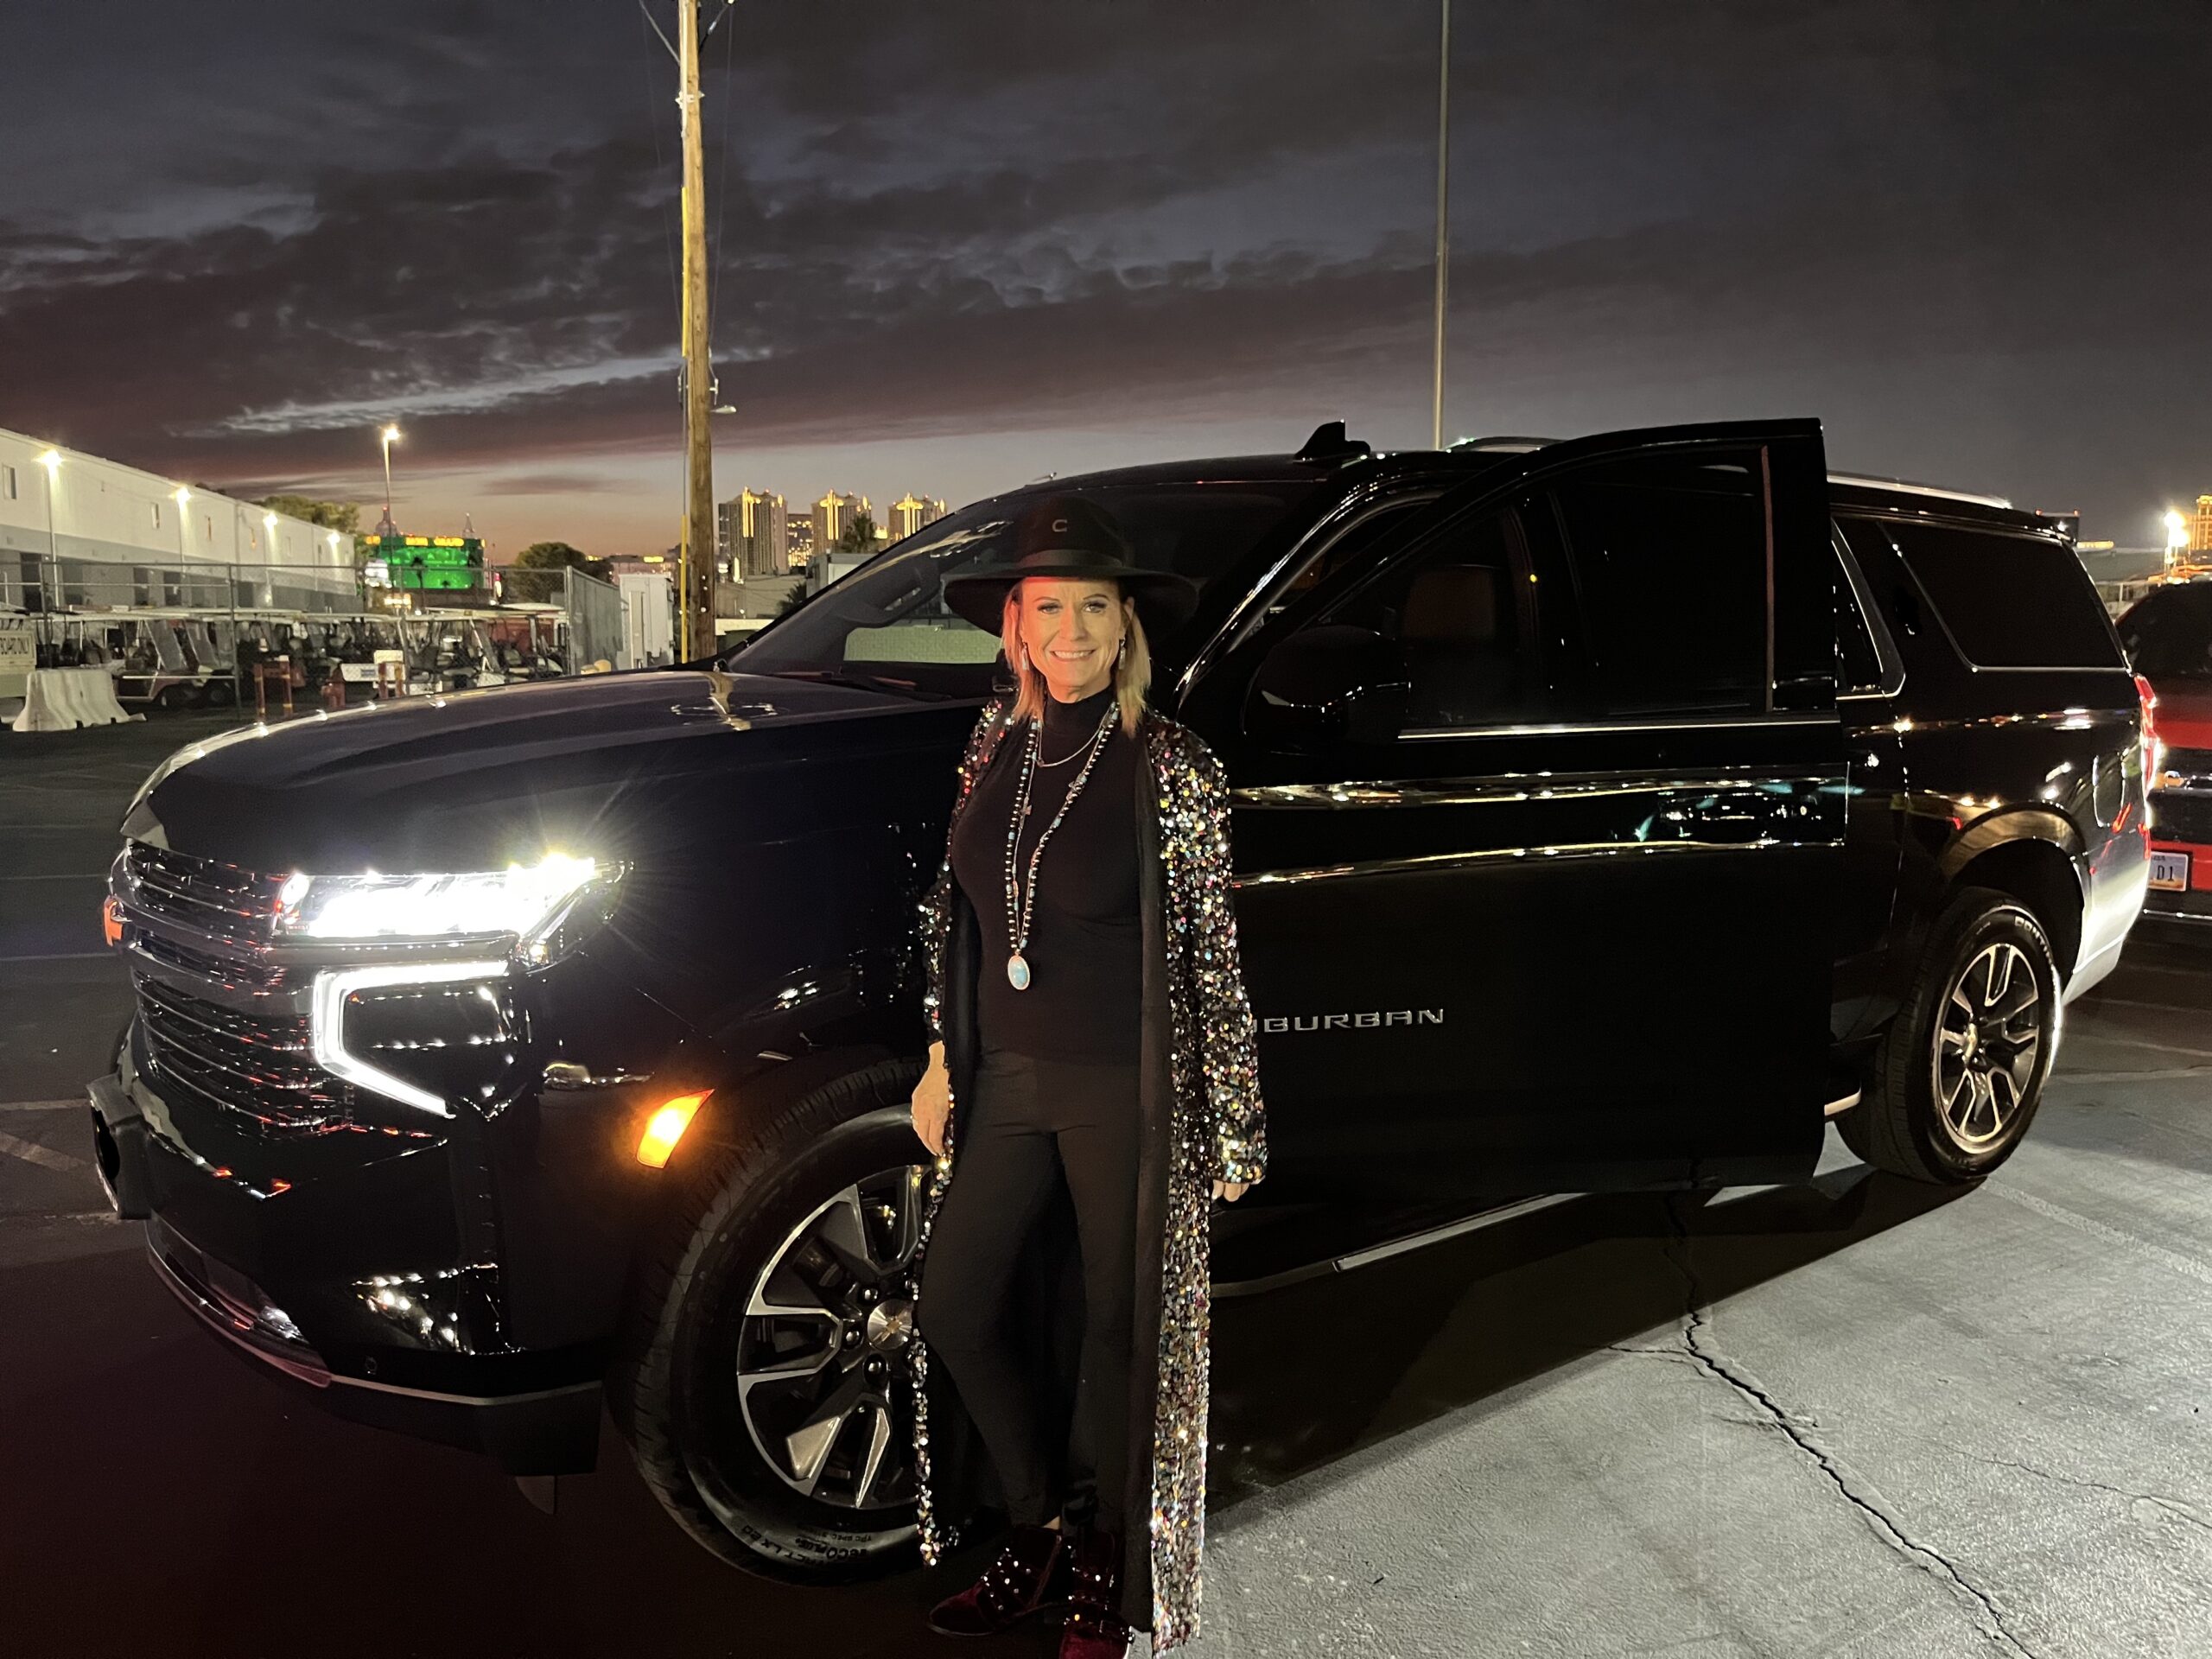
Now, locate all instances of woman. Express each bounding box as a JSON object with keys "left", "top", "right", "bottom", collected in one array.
[{"left": 906, "top": 493, "right": 1267, "bottom": 1657}]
